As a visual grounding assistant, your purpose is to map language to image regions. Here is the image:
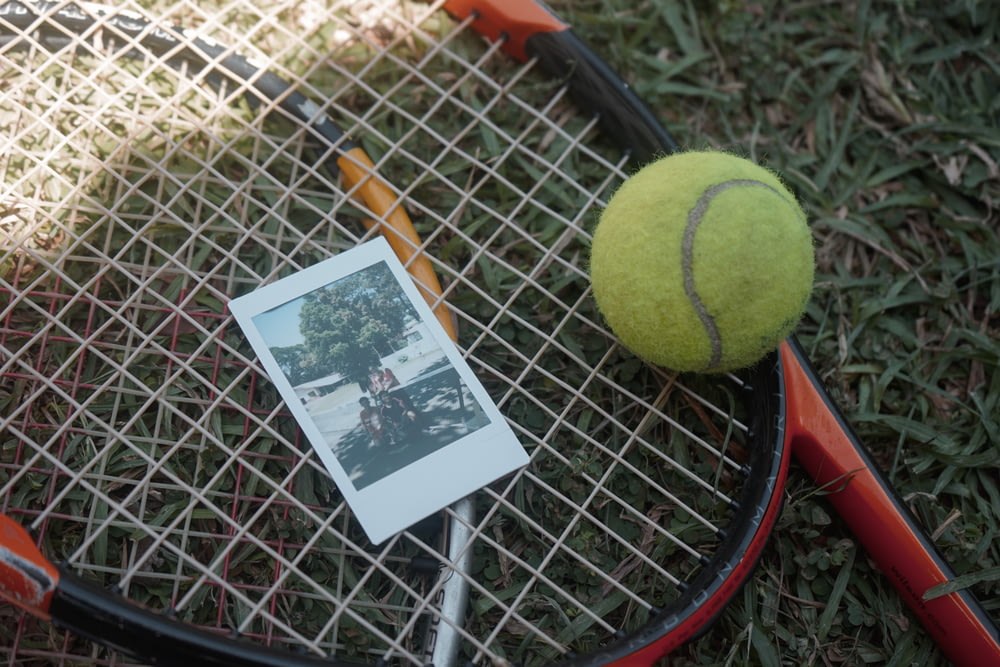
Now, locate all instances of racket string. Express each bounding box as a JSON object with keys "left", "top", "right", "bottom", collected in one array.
[{"left": 1, "top": 1, "right": 765, "bottom": 663}]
